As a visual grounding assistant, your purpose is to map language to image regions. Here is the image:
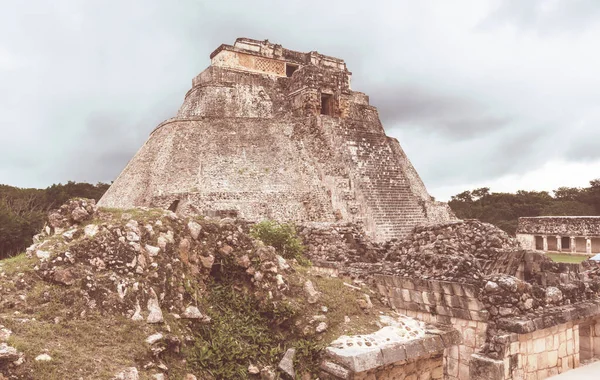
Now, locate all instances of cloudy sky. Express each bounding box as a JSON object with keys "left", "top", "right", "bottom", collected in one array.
[{"left": 1, "top": 0, "right": 599, "bottom": 200}]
